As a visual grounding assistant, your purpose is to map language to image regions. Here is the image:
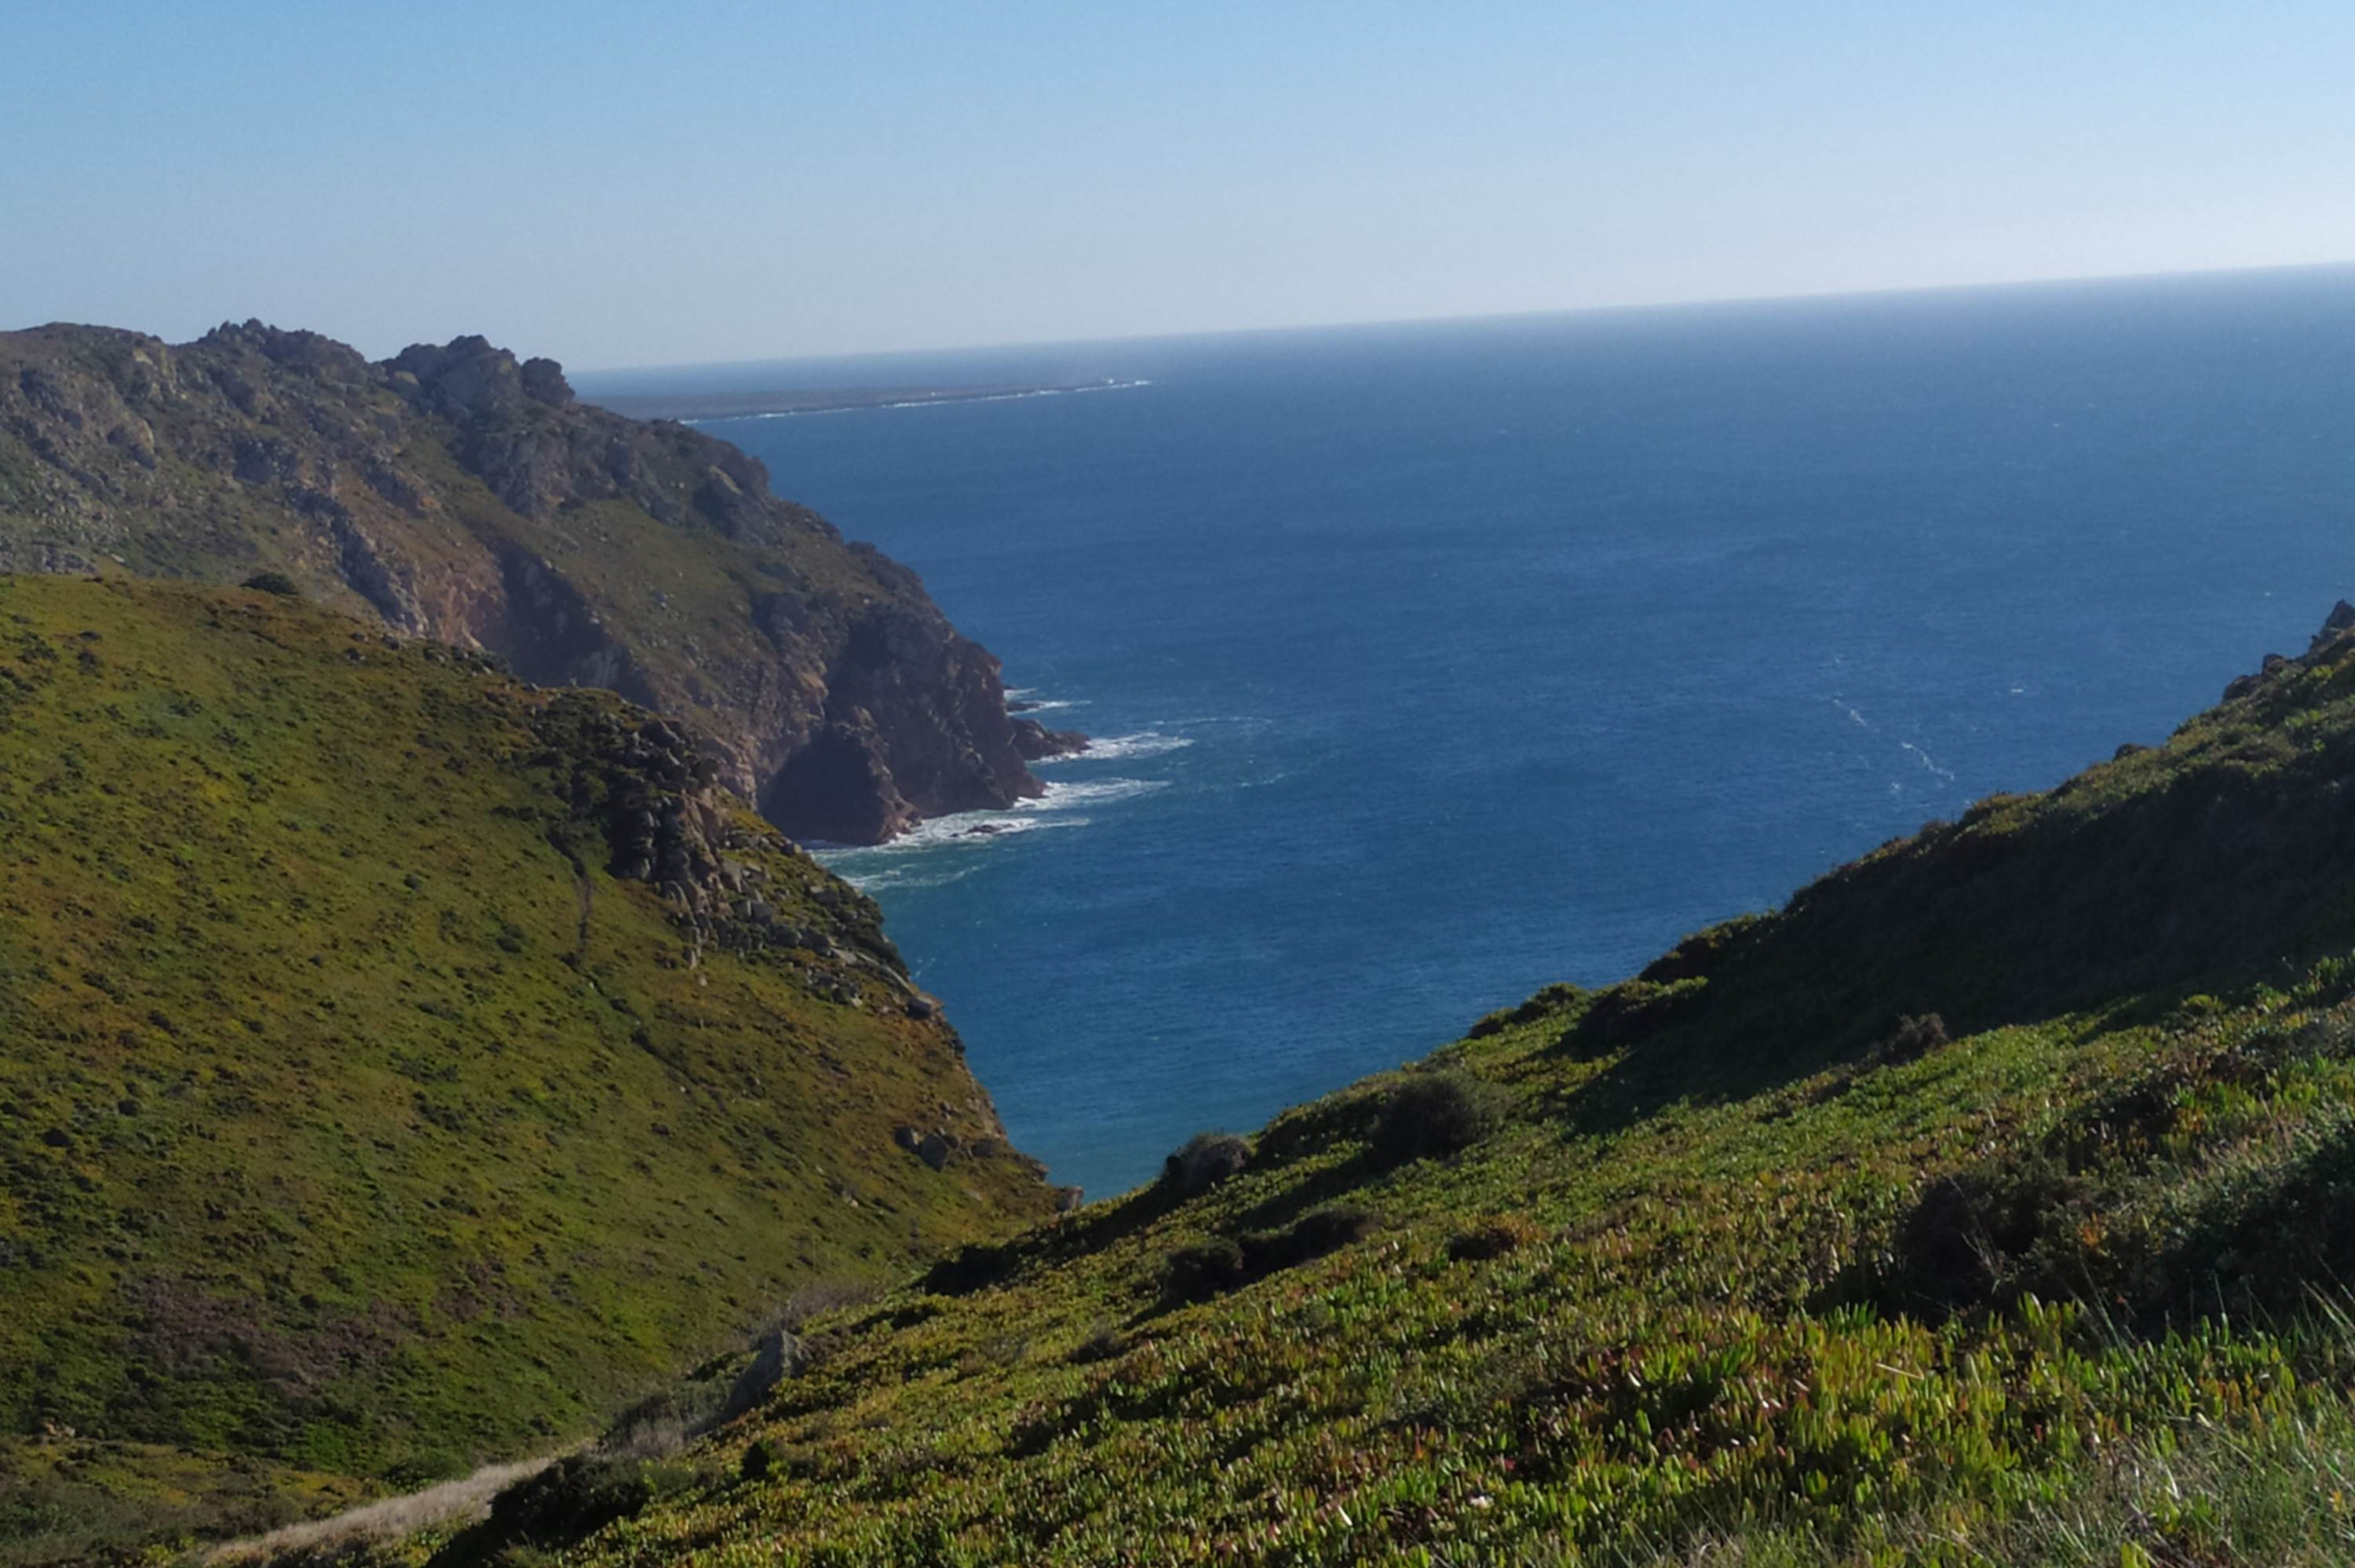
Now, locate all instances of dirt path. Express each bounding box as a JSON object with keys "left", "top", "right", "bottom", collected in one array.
[{"left": 208, "top": 1457, "right": 553, "bottom": 1562}]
